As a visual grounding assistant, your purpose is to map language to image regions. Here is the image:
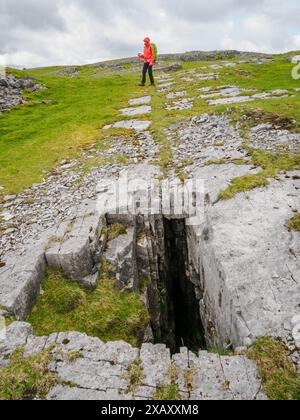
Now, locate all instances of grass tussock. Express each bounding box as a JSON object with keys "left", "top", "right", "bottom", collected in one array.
[
  {"left": 105, "top": 223, "right": 128, "bottom": 241},
  {"left": 154, "top": 364, "right": 183, "bottom": 401},
  {"left": 248, "top": 337, "right": 300, "bottom": 400},
  {"left": 286, "top": 213, "right": 300, "bottom": 232},
  {"left": 124, "top": 358, "right": 144, "bottom": 394},
  {"left": 28, "top": 269, "right": 149, "bottom": 347},
  {"left": 0, "top": 349, "right": 57, "bottom": 400}
]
